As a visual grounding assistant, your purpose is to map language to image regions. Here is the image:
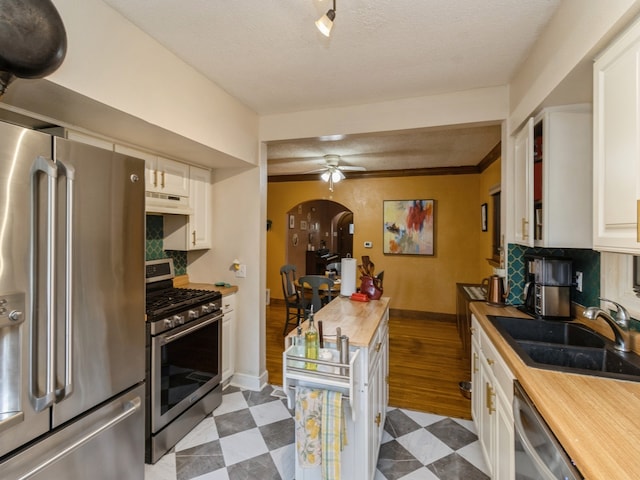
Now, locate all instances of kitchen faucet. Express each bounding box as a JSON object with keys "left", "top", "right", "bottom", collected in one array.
[{"left": 583, "top": 298, "right": 632, "bottom": 352}]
